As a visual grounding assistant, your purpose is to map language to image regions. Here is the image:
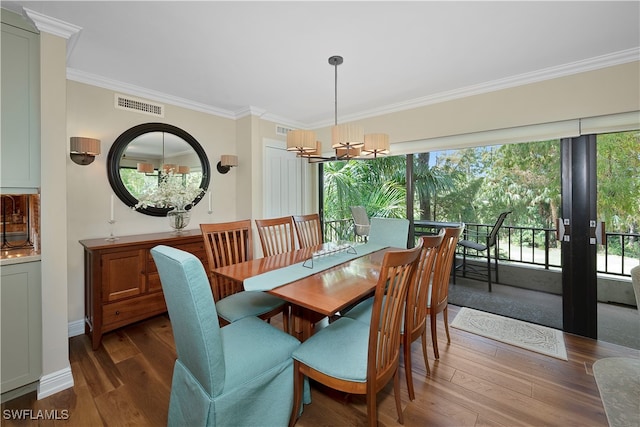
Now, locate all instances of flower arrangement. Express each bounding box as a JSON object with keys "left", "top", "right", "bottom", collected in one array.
[{"left": 134, "top": 172, "right": 204, "bottom": 211}]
